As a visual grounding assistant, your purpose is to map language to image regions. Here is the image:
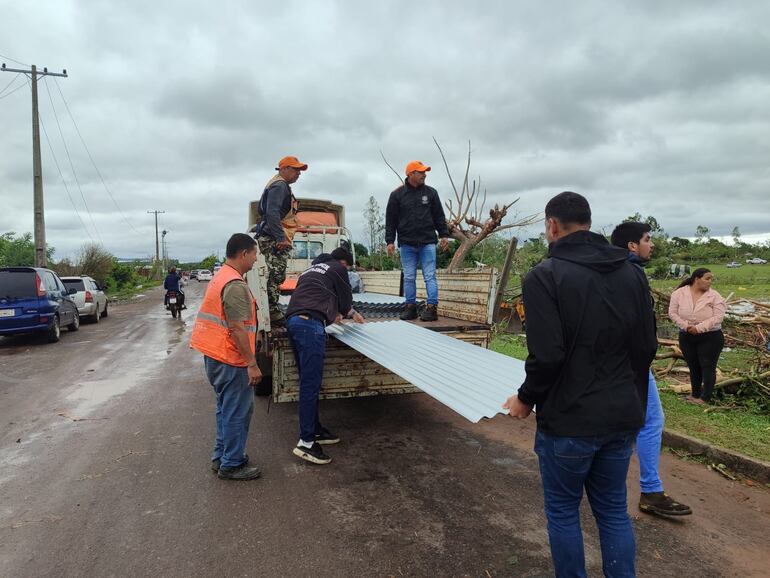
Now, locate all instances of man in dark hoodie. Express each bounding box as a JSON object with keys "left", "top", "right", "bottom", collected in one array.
[
  {"left": 503, "top": 192, "right": 657, "bottom": 577},
  {"left": 385, "top": 160, "right": 450, "bottom": 322},
  {"left": 285, "top": 247, "right": 365, "bottom": 465},
  {"left": 611, "top": 222, "right": 692, "bottom": 518},
  {"left": 253, "top": 155, "right": 308, "bottom": 326}
]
